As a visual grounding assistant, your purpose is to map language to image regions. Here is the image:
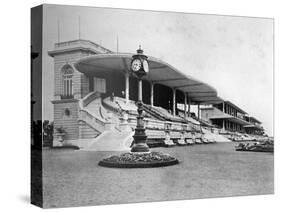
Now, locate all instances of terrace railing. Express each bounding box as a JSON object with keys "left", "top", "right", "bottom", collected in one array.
[{"left": 82, "top": 91, "right": 101, "bottom": 107}]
